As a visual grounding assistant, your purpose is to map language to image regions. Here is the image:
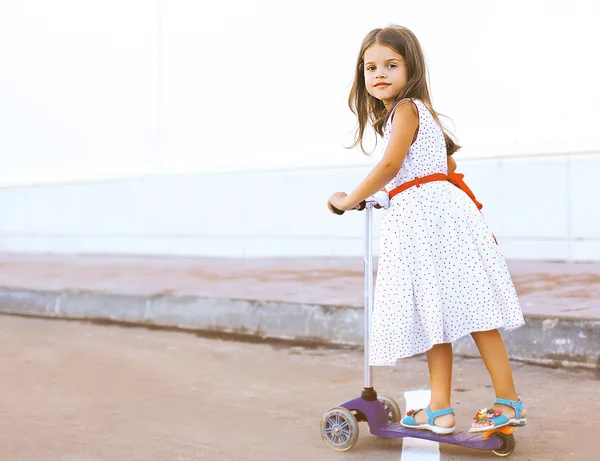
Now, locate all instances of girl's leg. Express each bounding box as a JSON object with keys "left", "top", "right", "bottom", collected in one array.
[
  {"left": 470, "top": 329, "right": 527, "bottom": 429},
  {"left": 413, "top": 343, "right": 455, "bottom": 428}
]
